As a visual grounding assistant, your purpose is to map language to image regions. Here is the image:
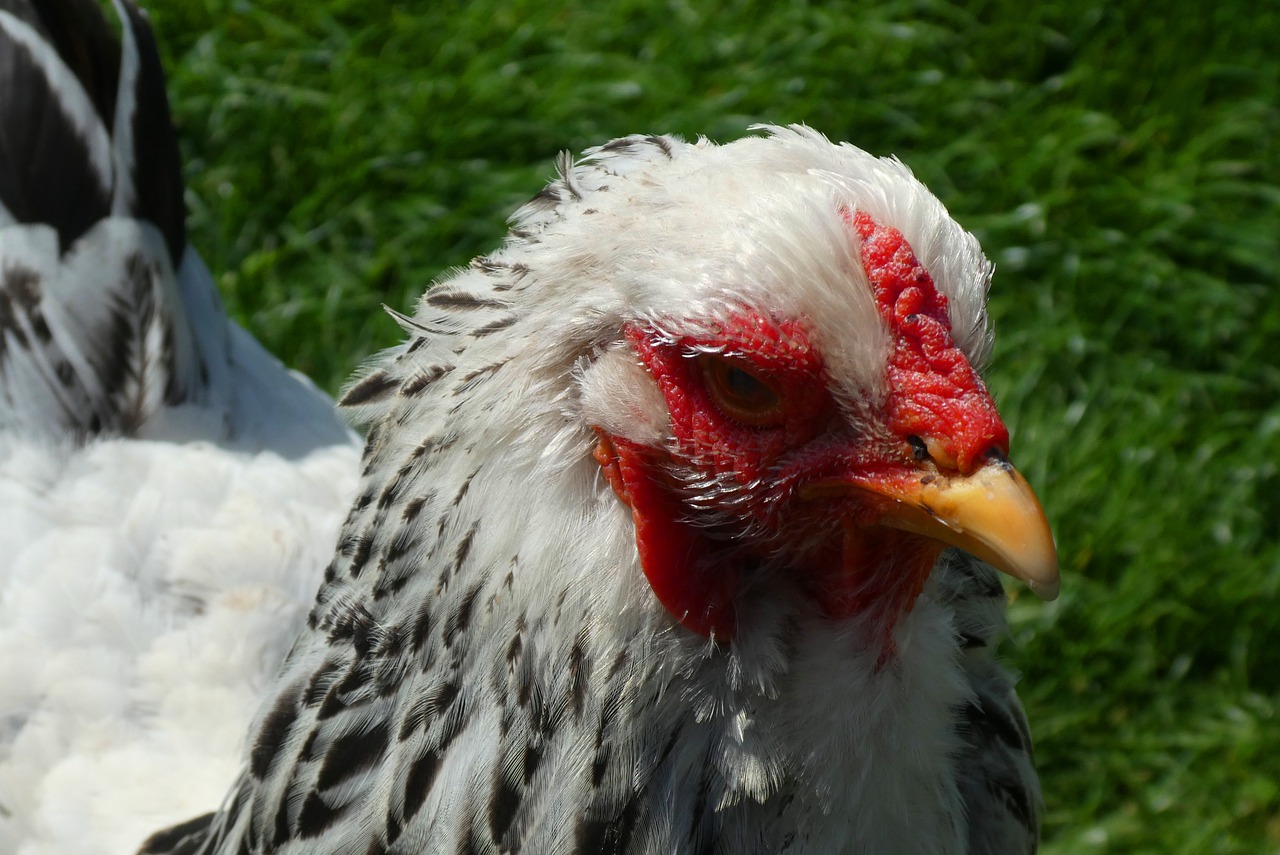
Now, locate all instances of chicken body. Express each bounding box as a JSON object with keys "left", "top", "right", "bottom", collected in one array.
[{"left": 149, "top": 129, "right": 1057, "bottom": 855}]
